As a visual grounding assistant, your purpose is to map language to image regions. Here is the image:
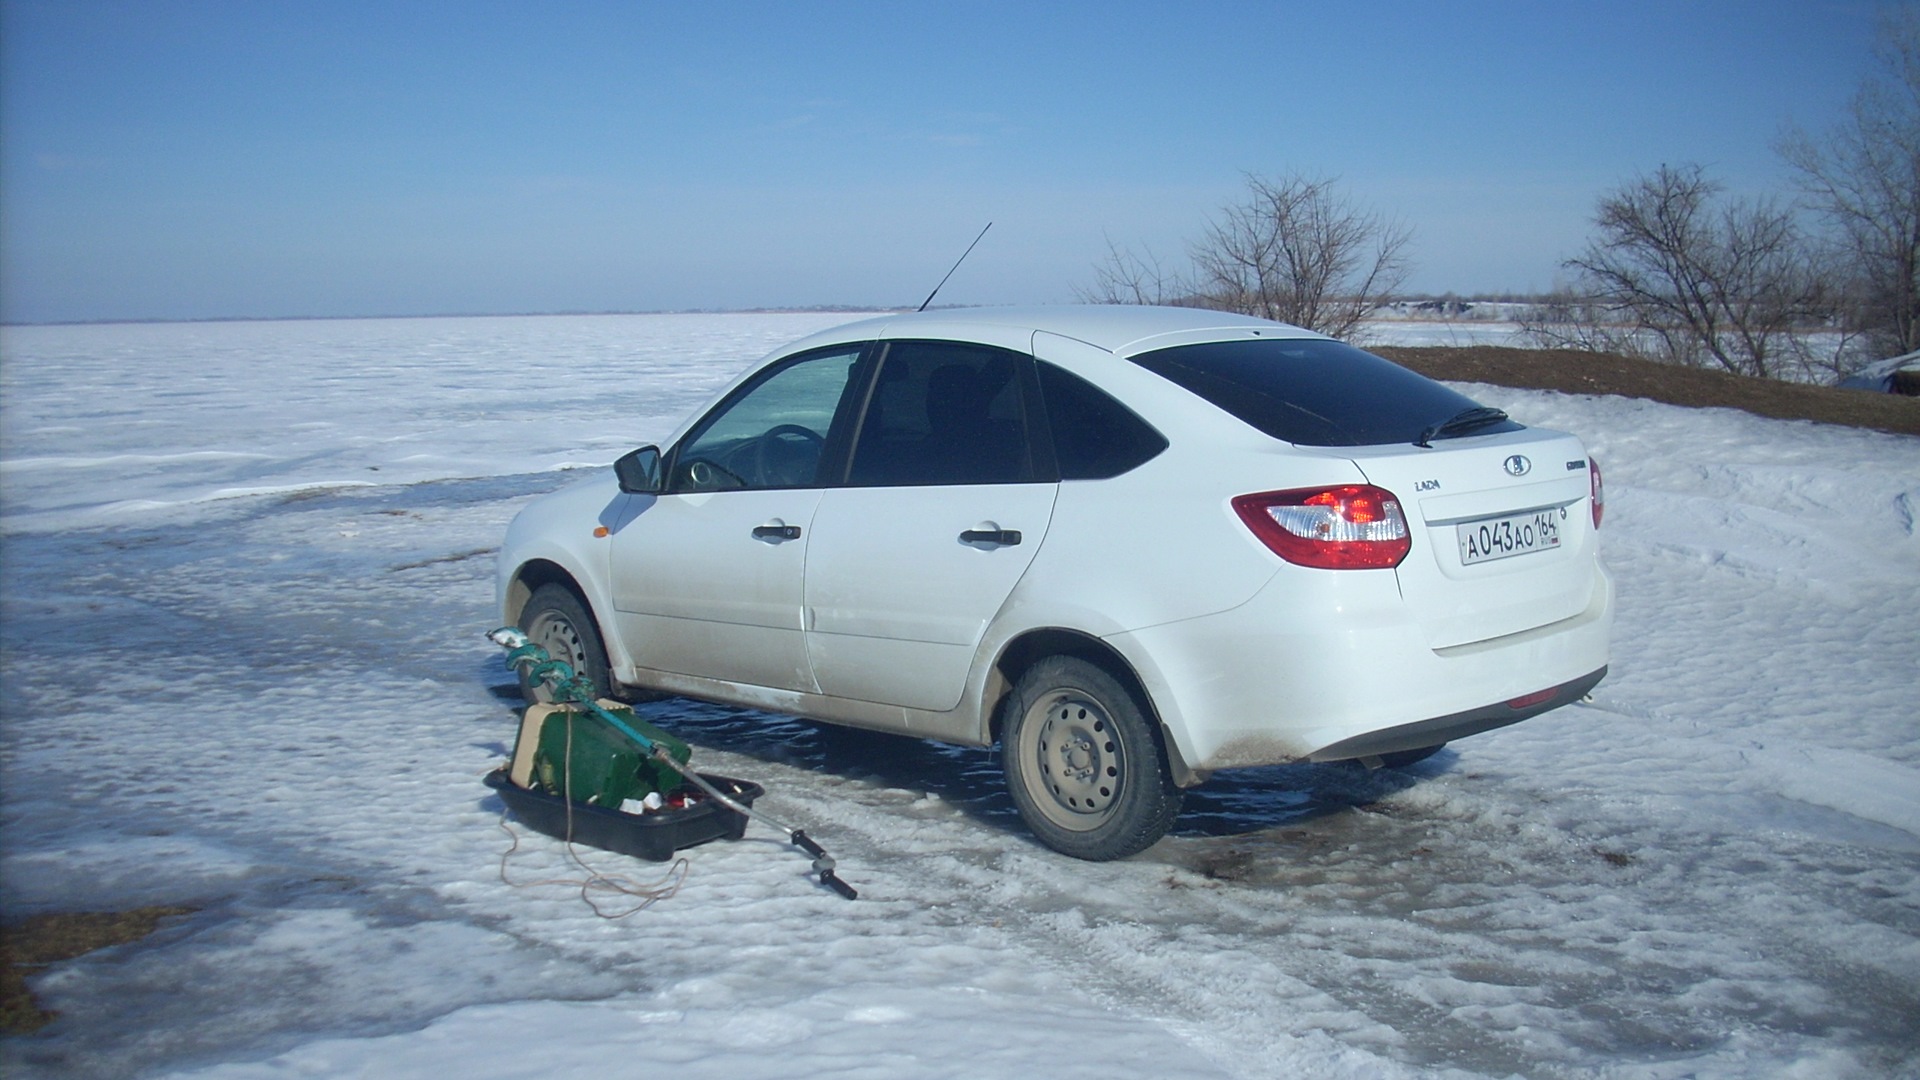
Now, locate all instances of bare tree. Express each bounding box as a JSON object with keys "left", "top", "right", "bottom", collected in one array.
[
  {"left": 1188, "top": 173, "right": 1412, "bottom": 340},
  {"left": 1779, "top": 7, "right": 1920, "bottom": 363},
  {"left": 1082, "top": 173, "right": 1412, "bottom": 339},
  {"left": 1516, "top": 288, "right": 1626, "bottom": 354},
  {"left": 1075, "top": 237, "right": 1188, "bottom": 307},
  {"left": 1553, "top": 164, "right": 1826, "bottom": 379}
]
